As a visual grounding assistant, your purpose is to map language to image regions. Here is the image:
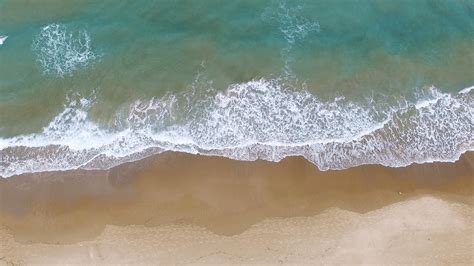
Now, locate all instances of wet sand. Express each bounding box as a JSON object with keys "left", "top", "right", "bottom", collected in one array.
[{"left": 1, "top": 152, "right": 473, "bottom": 264}]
